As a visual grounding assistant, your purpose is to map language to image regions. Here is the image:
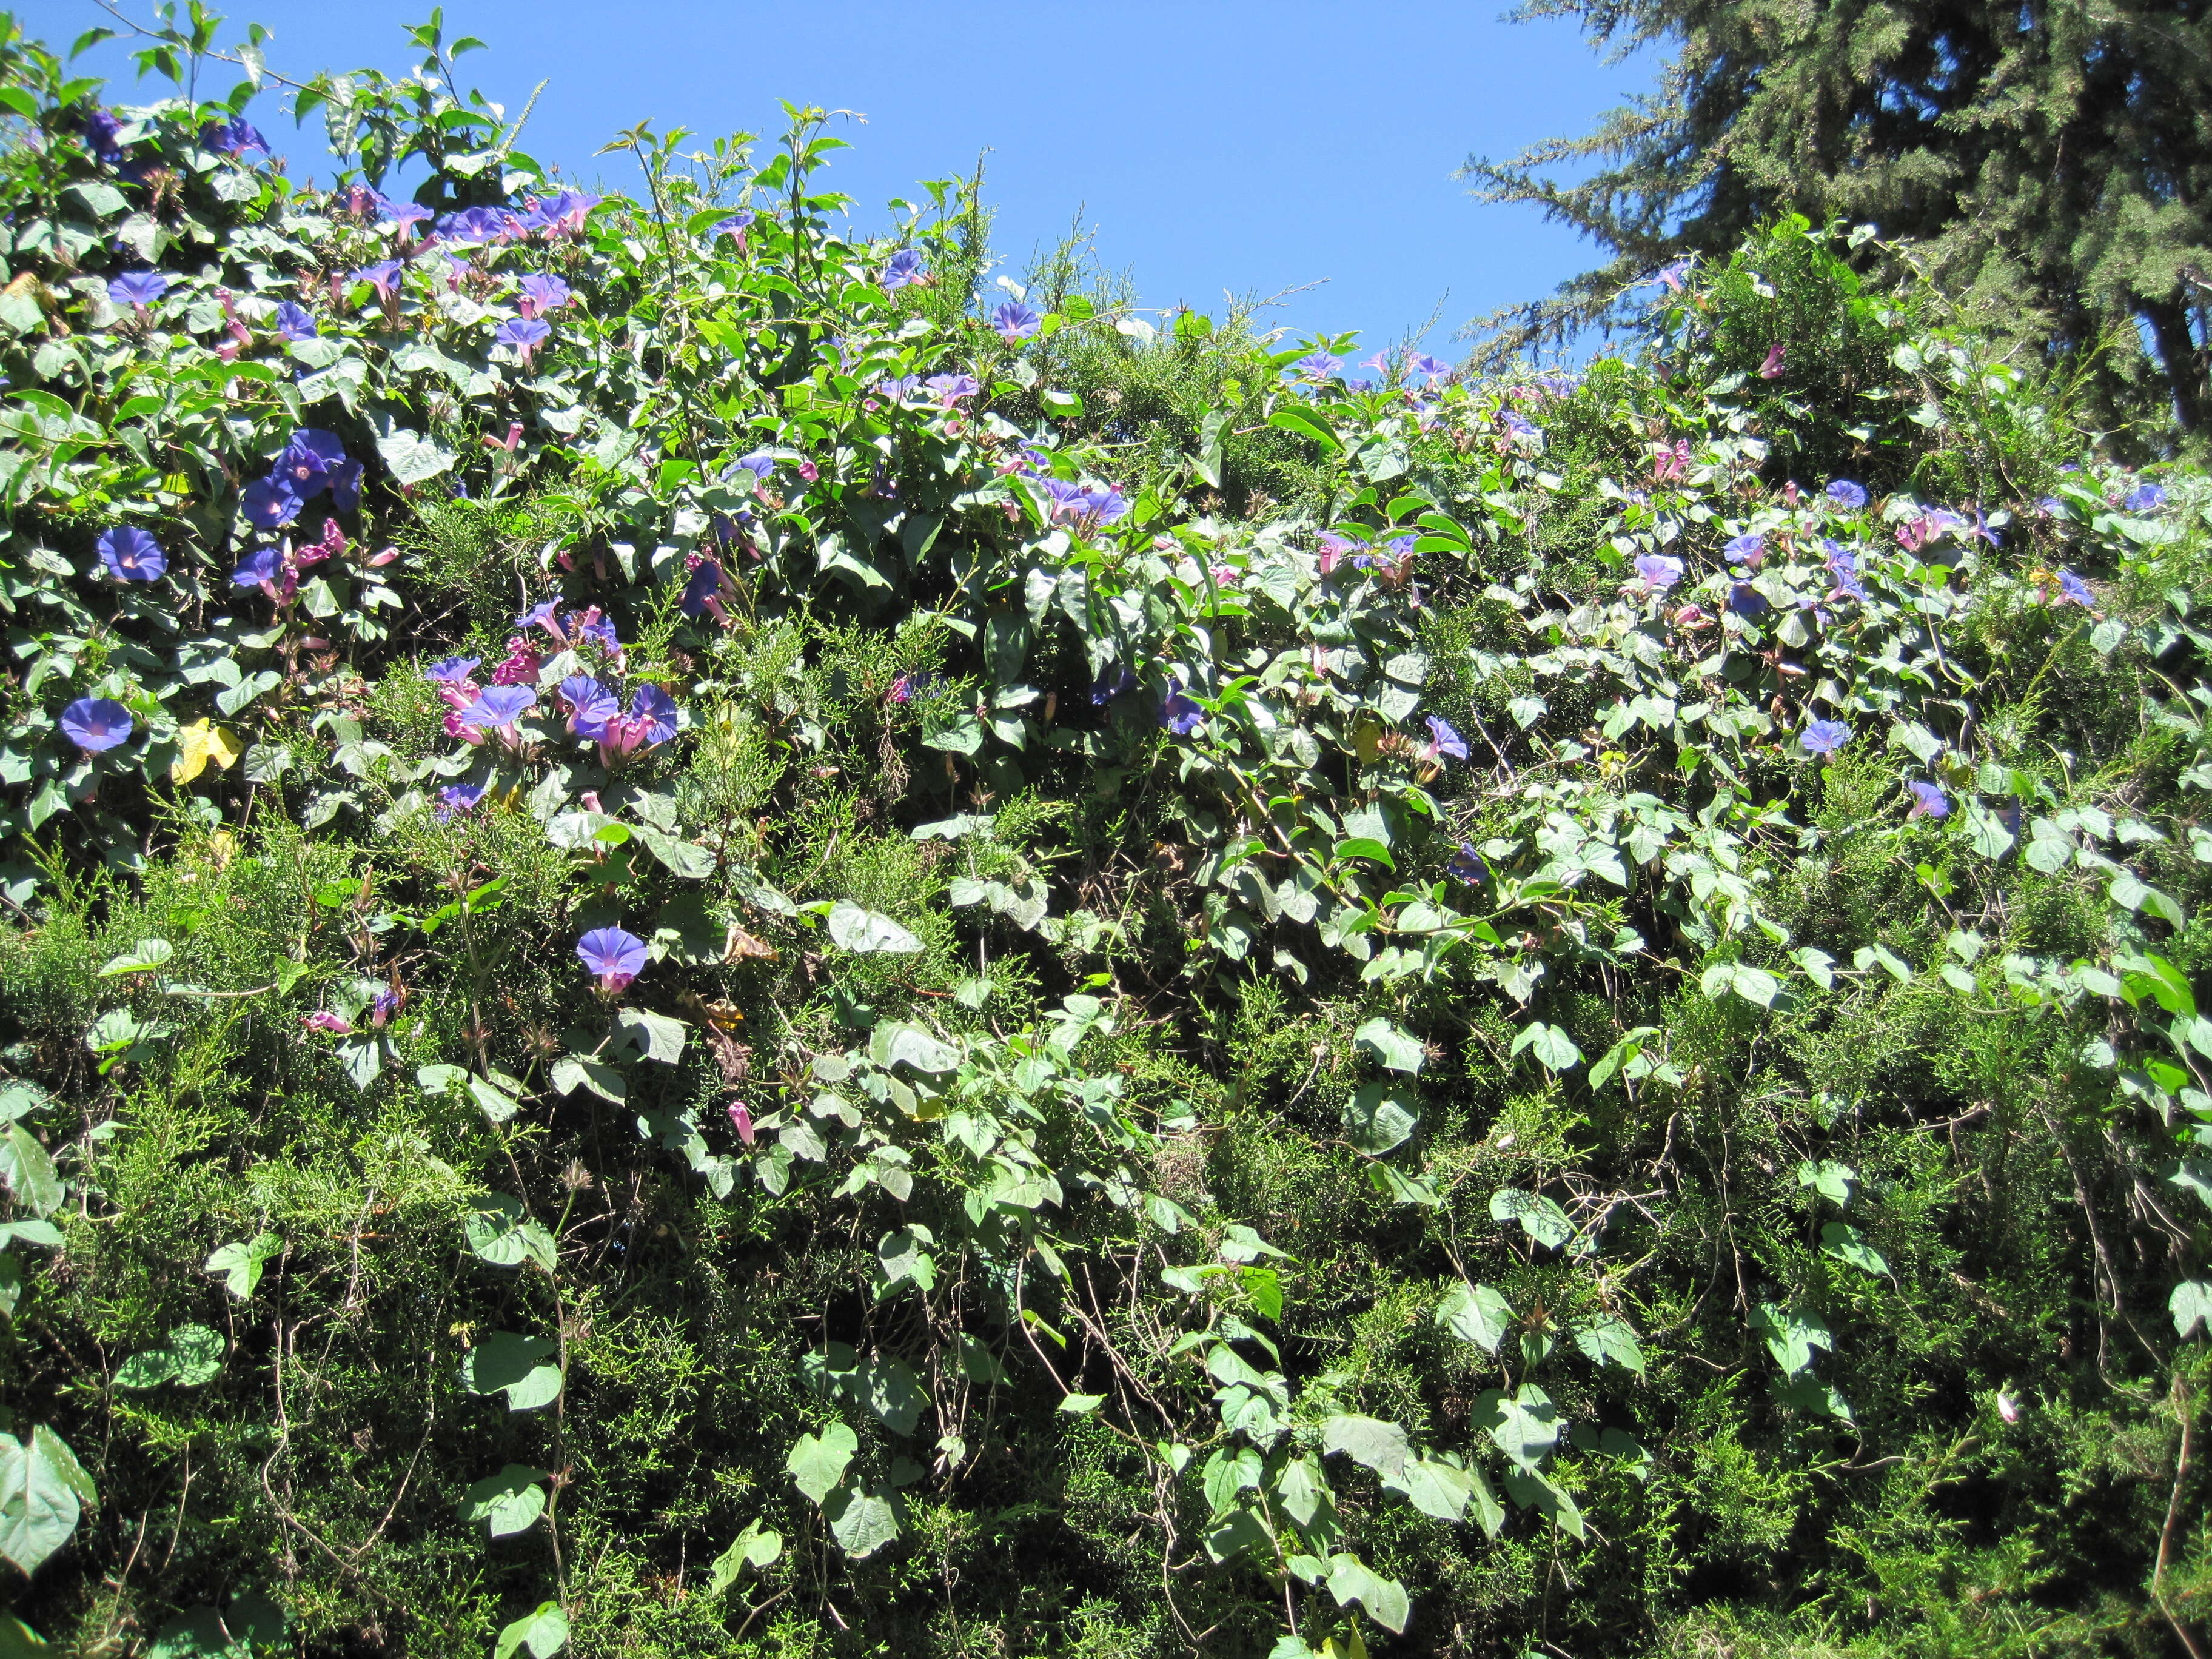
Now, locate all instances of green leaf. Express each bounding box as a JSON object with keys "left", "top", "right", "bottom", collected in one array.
[
  {"left": 491, "top": 1600, "right": 567, "bottom": 1659},
  {"left": 96, "top": 937, "right": 174, "bottom": 976},
  {"left": 2173, "top": 1281, "right": 2212, "bottom": 1338},
  {"left": 1572, "top": 1315, "right": 1646, "bottom": 1374},
  {"left": 458, "top": 1332, "right": 561, "bottom": 1412},
  {"left": 1501, "top": 1464, "right": 1586, "bottom": 1538},
  {"left": 825, "top": 1484, "right": 900, "bottom": 1558},
  {"left": 1476, "top": 1383, "right": 1561, "bottom": 1471},
  {"left": 461, "top": 1465, "right": 548, "bottom": 1538},
  {"left": 0, "top": 1125, "right": 59, "bottom": 1218},
  {"left": 1436, "top": 1281, "right": 1515, "bottom": 1352},
  {"left": 1352, "top": 1018, "right": 1424, "bottom": 1074},
  {"left": 1324, "top": 1552, "right": 1409, "bottom": 1634},
  {"left": 1751, "top": 1301, "right": 1832, "bottom": 1377},
  {"left": 114, "top": 1325, "right": 224, "bottom": 1391},
  {"left": 1393, "top": 1453, "right": 1475, "bottom": 1523},
  {"left": 1057, "top": 1393, "right": 1105, "bottom": 1415},
  {"left": 1321, "top": 1413, "right": 1409, "bottom": 1481},
  {"left": 204, "top": 1233, "right": 281, "bottom": 1300},
  {"left": 705, "top": 1518, "right": 783, "bottom": 1596},
  {"left": 0, "top": 1426, "right": 91, "bottom": 1575},
  {"left": 827, "top": 902, "right": 922, "bottom": 954},
  {"left": 1342, "top": 1084, "right": 1418, "bottom": 1153},
  {"left": 1509, "top": 1021, "right": 1583, "bottom": 1071},
  {"left": 375, "top": 425, "right": 454, "bottom": 484},
  {"left": 1820, "top": 1222, "right": 1889, "bottom": 1276},
  {"left": 1489, "top": 1187, "right": 1576, "bottom": 1251},
  {"left": 617, "top": 1006, "right": 688, "bottom": 1064},
  {"left": 1795, "top": 1159, "right": 1857, "bottom": 1206},
  {"left": 788, "top": 1420, "right": 859, "bottom": 1504}
]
